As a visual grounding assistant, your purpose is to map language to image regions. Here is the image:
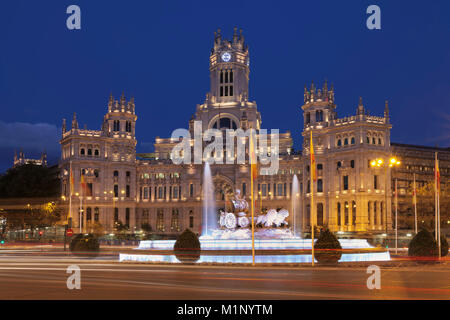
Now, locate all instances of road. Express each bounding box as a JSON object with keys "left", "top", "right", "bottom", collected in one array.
[{"left": 0, "top": 250, "right": 449, "bottom": 299}]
